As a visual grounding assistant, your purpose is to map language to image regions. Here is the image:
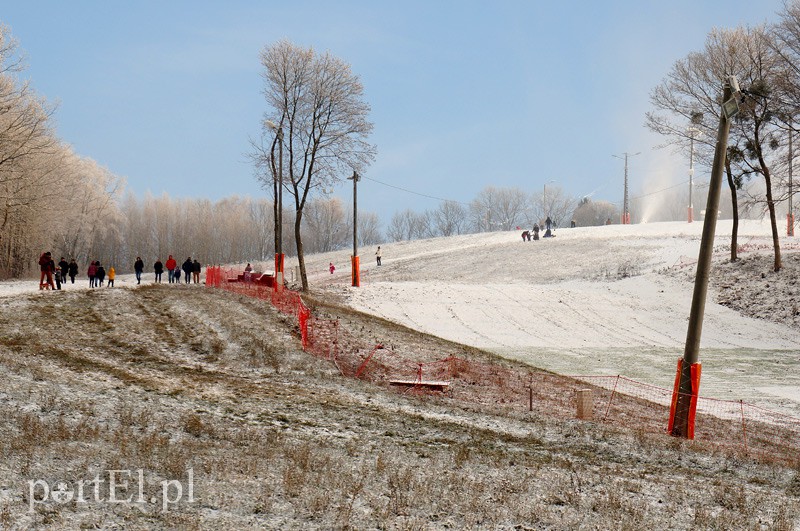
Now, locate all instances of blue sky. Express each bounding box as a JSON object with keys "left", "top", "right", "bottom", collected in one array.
[{"left": 1, "top": 1, "right": 785, "bottom": 222}]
